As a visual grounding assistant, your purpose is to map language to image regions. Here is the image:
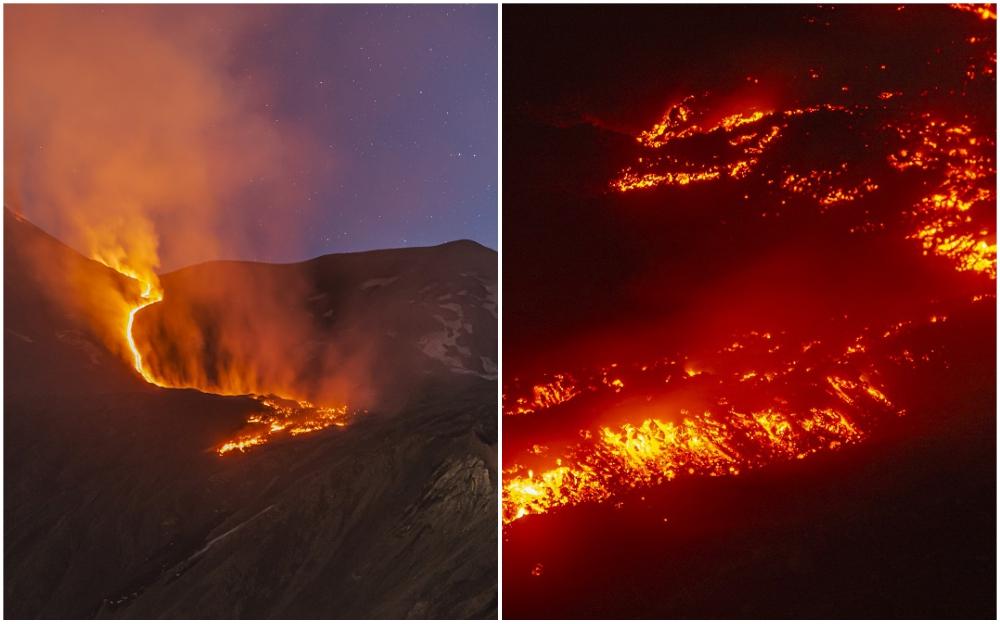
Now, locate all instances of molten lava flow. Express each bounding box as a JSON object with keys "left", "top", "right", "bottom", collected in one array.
[
  {"left": 504, "top": 373, "right": 581, "bottom": 416},
  {"left": 635, "top": 98, "right": 770, "bottom": 150},
  {"left": 86, "top": 247, "right": 169, "bottom": 385},
  {"left": 125, "top": 280, "right": 165, "bottom": 385},
  {"left": 90, "top": 256, "right": 352, "bottom": 456},
  {"left": 509, "top": 43, "right": 996, "bottom": 522},
  {"left": 612, "top": 98, "right": 853, "bottom": 193},
  {"left": 951, "top": 3, "right": 997, "bottom": 20},
  {"left": 613, "top": 169, "right": 722, "bottom": 192},
  {"left": 216, "top": 396, "right": 349, "bottom": 455},
  {"left": 887, "top": 115, "right": 997, "bottom": 279},
  {"left": 780, "top": 166, "right": 879, "bottom": 209},
  {"left": 504, "top": 393, "right": 873, "bottom": 523},
  {"left": 501, "top": 308, "right": 980, "bottom": 523},
  {"left": 613, "top": 87, "right": 996, "bottom": 280}
]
